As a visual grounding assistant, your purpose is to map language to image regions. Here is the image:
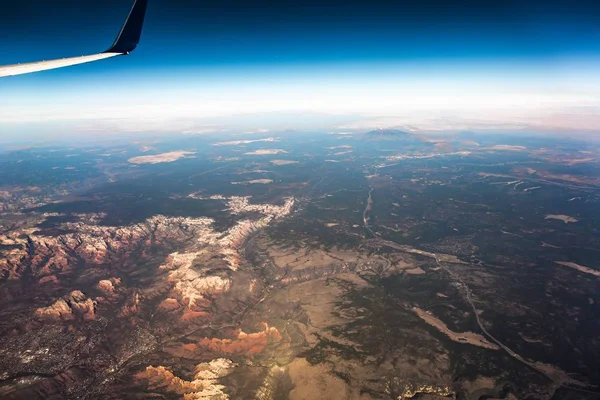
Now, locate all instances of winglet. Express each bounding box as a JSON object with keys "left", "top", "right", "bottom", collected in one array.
[{"left": 104, "top": 0, "right": 148, "bottom": 54}]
